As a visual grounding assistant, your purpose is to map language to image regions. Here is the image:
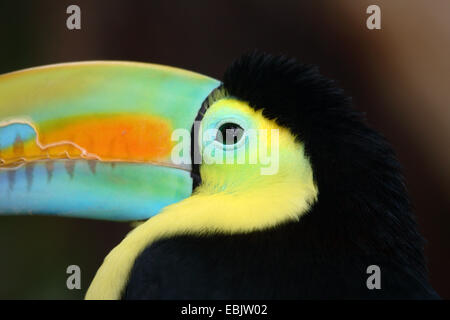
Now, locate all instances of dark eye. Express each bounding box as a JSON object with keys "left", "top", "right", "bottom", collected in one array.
[{"left": 216, "top": 122, "right": 244, "bottom": 145}]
